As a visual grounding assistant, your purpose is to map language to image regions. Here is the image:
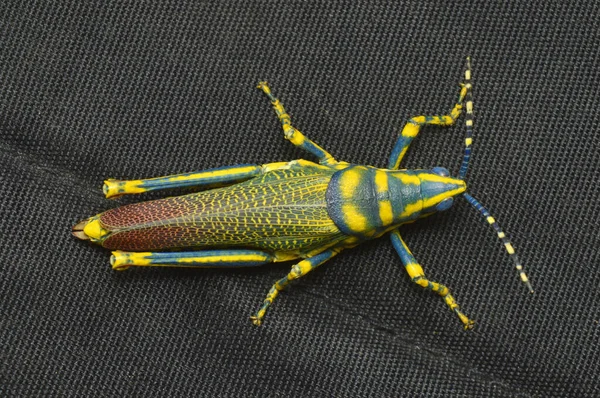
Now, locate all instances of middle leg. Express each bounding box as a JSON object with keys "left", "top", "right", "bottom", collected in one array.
[
  {"left": 257, "top": 81, "right": 337, "bottom": 165},
  {"left": 250, "top": 247, "right": 342, "bottom": 325}
]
